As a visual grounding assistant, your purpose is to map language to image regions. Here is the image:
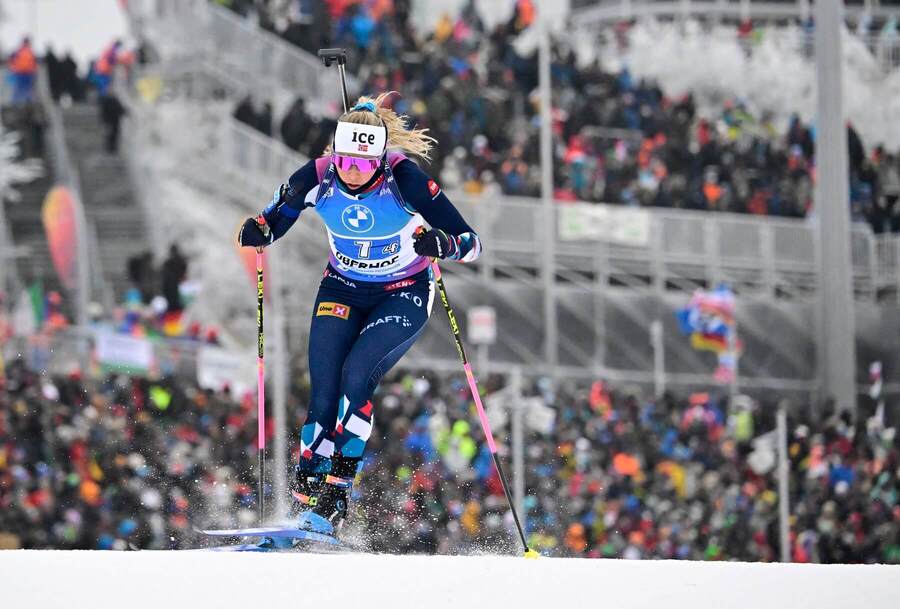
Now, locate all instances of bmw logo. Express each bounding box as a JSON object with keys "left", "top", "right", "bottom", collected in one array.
[{"left": 341, "top": 204, "right": 375, "bottom": 233}]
